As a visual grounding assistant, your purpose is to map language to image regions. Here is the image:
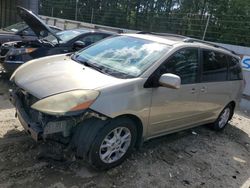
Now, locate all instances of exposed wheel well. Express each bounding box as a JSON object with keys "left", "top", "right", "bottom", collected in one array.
[
  {"left": 228, "top": 101, "right": 236, "bottom": 109},
  {"left": 115, "top": 114, "right": 144, "bottom": 148},
  {"left": 228, "top": 101, "right": 236, "bottom": 120}
]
